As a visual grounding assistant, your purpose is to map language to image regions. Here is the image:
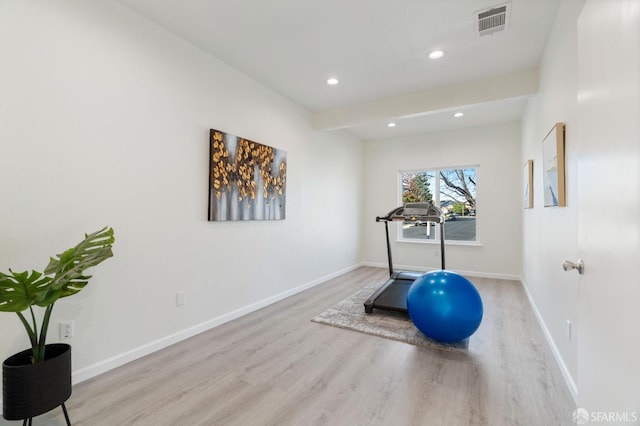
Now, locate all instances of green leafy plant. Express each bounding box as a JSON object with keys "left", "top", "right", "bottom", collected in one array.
[{"left": 0, "top": 227, "right": 114, "bottom": 363}]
